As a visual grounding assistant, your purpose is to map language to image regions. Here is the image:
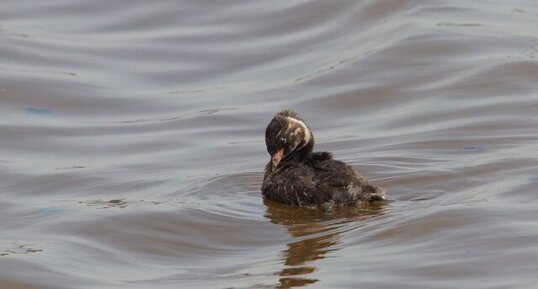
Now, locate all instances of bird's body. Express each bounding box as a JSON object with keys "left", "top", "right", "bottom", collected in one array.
[{"left": 261, "top": 110, "right": 386, "bottom": 208}]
